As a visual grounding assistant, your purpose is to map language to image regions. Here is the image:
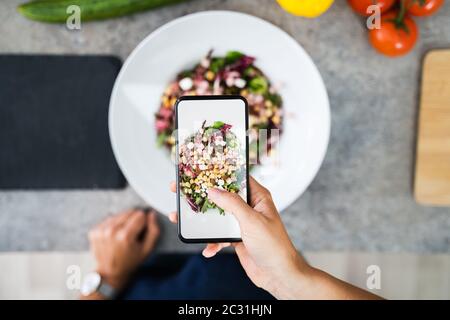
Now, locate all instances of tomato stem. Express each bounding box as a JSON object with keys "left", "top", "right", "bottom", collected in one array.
[
  {"left": 390, "top": 0, "right": 410, "bottom": 33},
  {"left": 396, "top": 0, "right": 407, "bottom": 24}
]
